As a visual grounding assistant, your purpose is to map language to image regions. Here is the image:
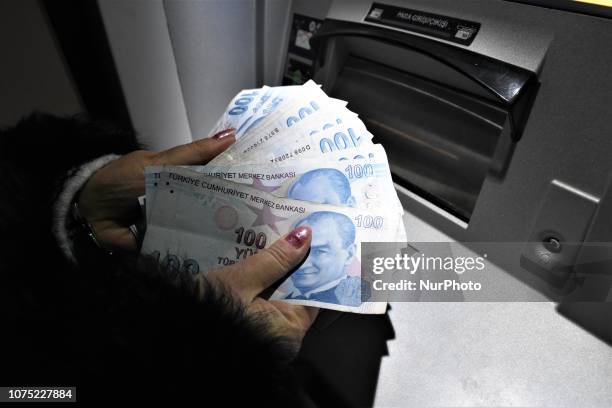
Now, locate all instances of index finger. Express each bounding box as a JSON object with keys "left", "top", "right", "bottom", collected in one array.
[{"left": 151, "top": 129, "right": 235, "bottom": 166}]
